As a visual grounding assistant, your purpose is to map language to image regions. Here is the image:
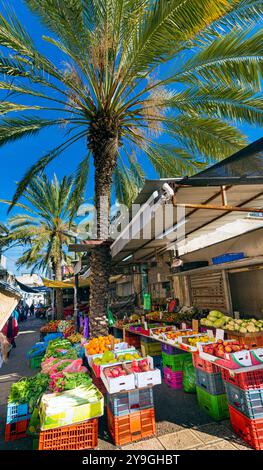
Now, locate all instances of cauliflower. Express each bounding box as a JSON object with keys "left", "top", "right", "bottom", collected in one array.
[
  {"left": 247, "top": 325, "right": 256, "bottom": 333},
  {"left": 240, "top": 327, "right": 247, "bottom": 334}
]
